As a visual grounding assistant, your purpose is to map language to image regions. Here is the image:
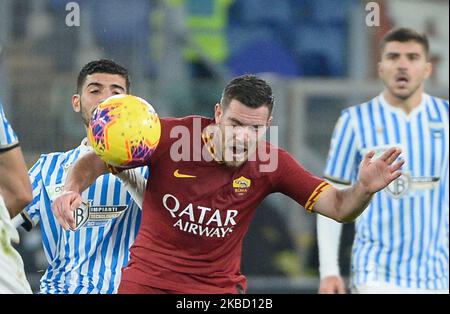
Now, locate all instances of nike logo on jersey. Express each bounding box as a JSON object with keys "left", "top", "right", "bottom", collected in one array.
[{"left": 173, "top": 169, "right": 196, "bottom": 178}]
